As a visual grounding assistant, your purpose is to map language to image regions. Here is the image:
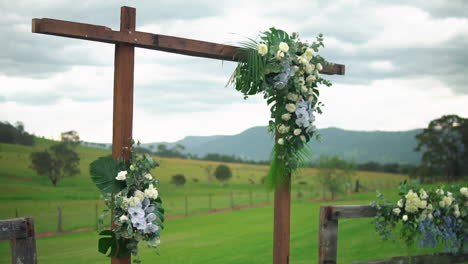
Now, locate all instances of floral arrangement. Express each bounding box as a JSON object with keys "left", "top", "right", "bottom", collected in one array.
[
  {"left": 90, "top": 143, "right": 164, "bottom": 262},
  {"left": 228, "top": 28, "right": 333, "bottom": 187},
  {"left": 371, "top": 181, "right": 468, "bottom": 253}
]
